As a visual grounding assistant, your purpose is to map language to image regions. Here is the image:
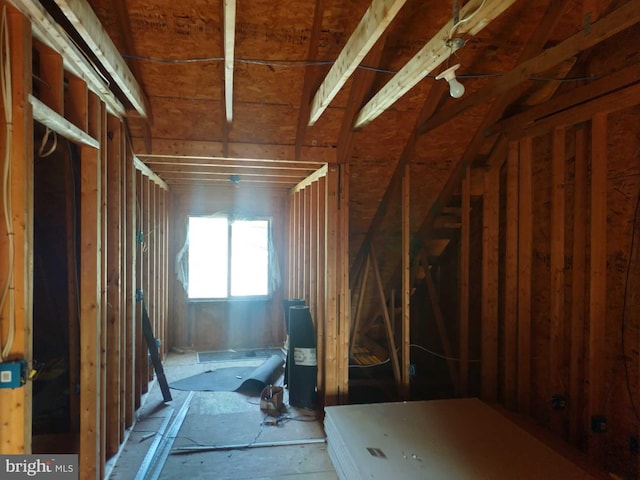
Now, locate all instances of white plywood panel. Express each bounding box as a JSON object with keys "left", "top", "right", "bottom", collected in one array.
[{"left": 324, "top": 399, "right": 597, "bottom": 480}]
